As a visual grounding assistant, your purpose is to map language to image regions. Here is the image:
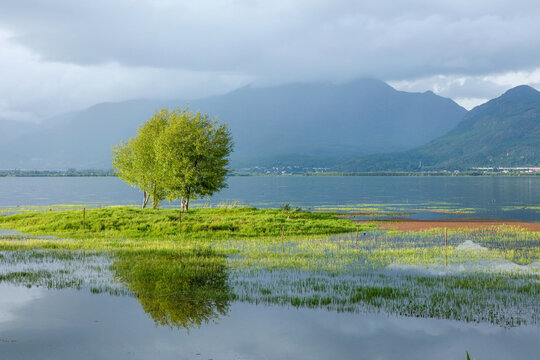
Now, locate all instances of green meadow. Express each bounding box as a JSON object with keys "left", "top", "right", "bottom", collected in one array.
[{"left": 0, "top": 206, "right": 360, "bottom": 240}]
